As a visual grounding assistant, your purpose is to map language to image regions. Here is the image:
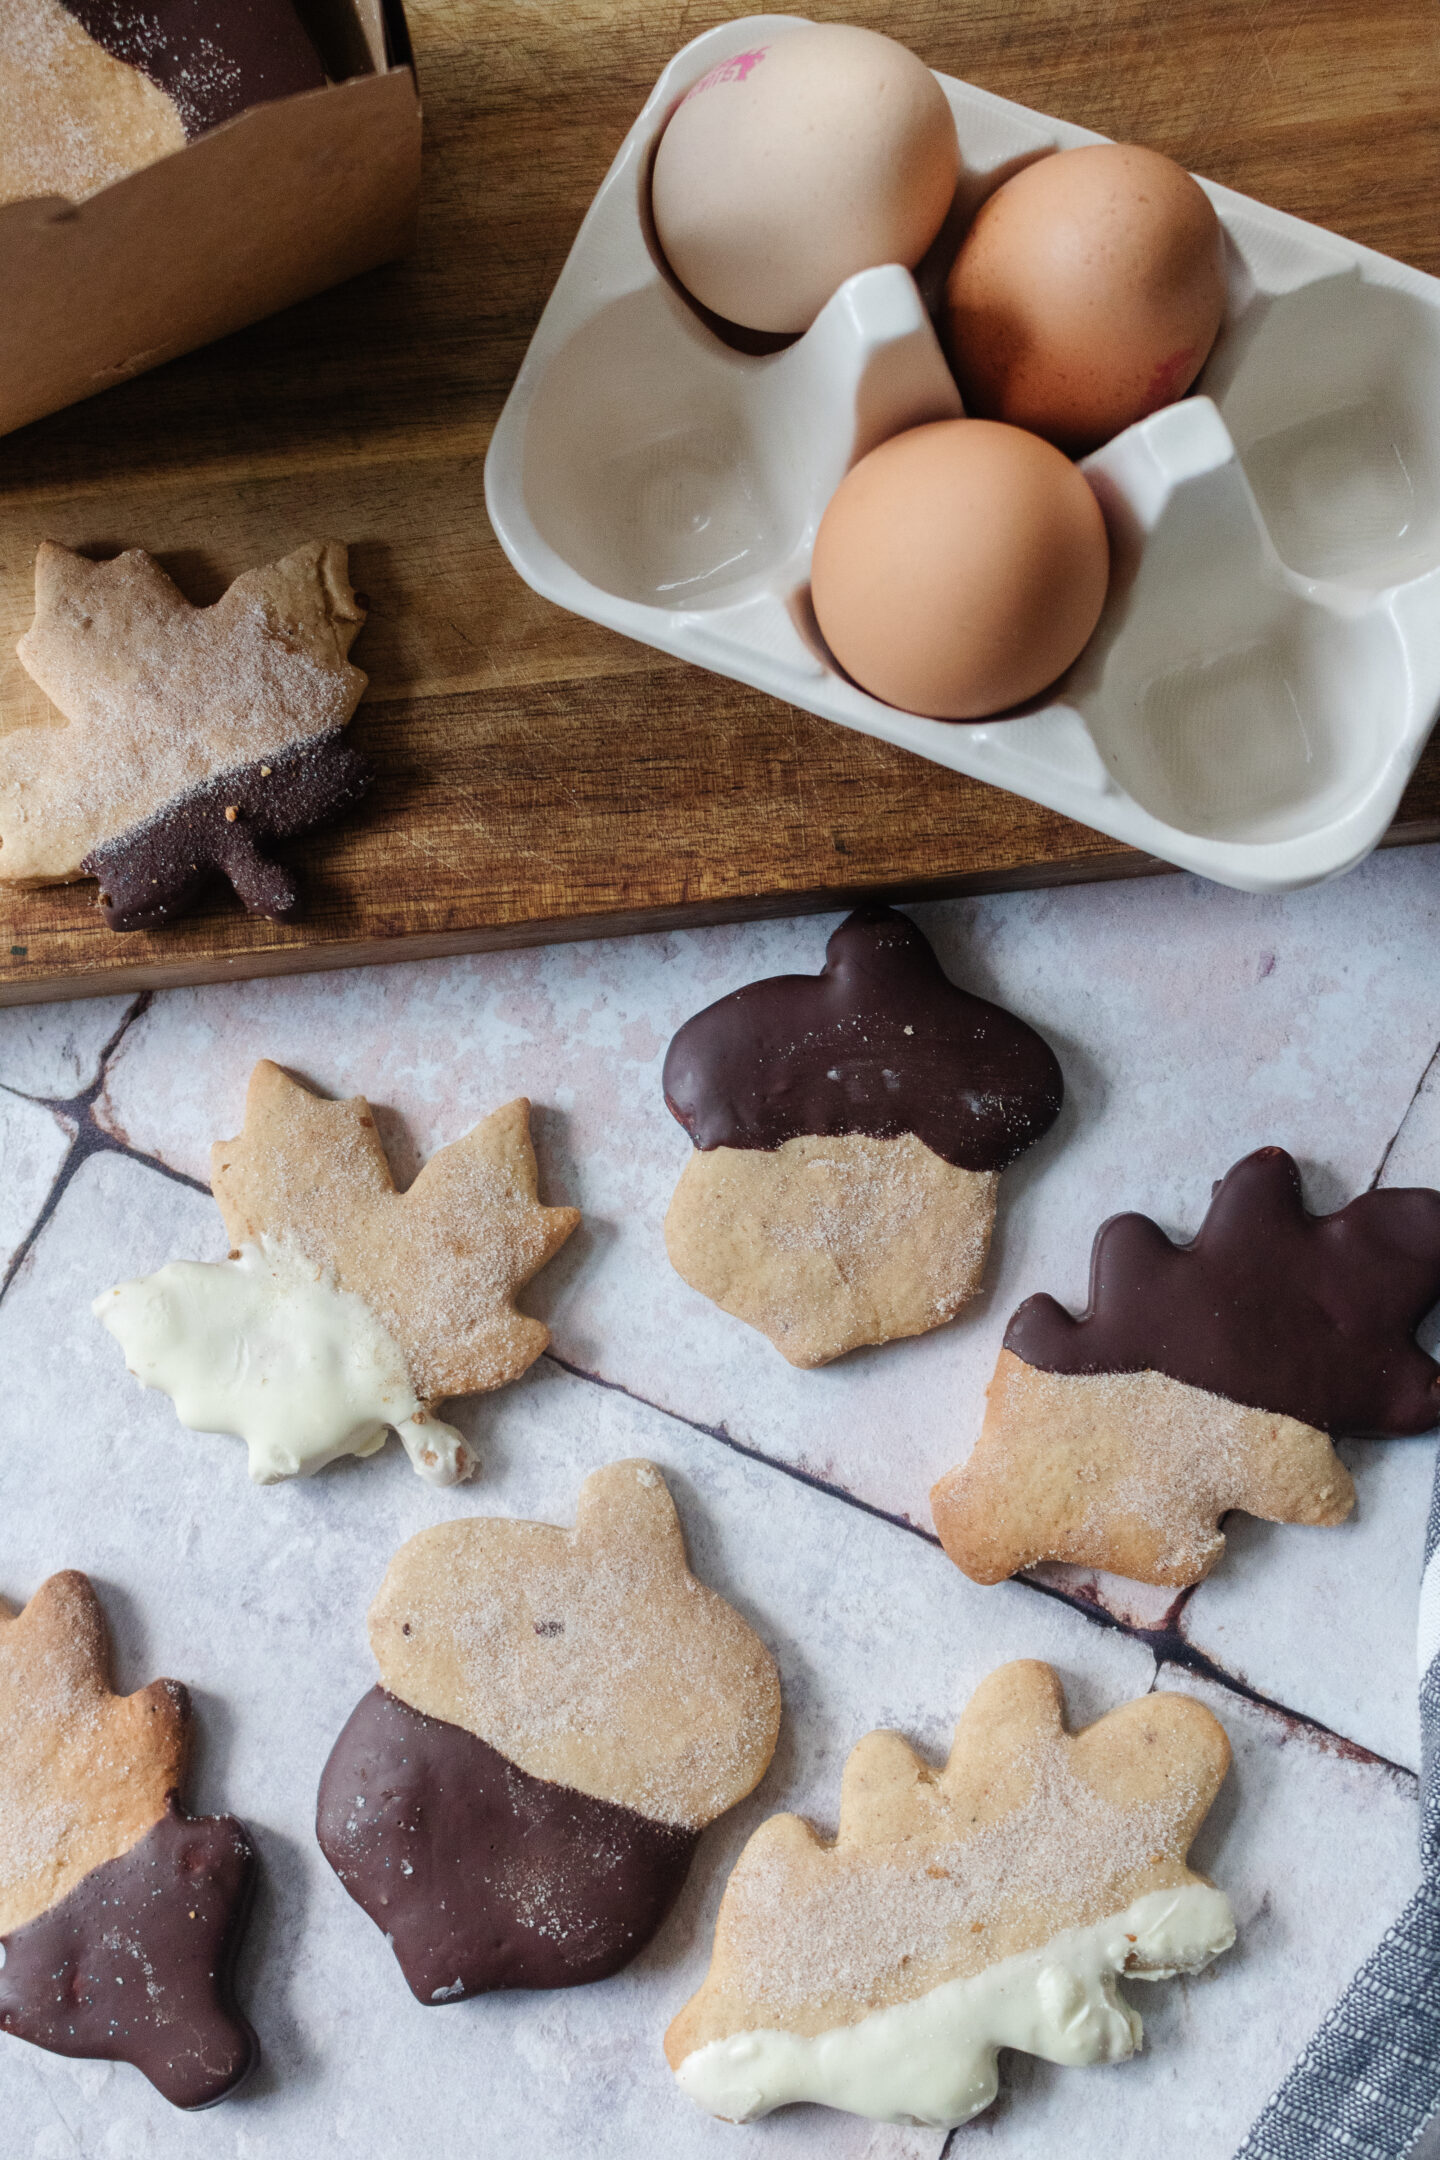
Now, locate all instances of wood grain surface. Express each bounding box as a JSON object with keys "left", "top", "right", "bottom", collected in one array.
[{"left": 0, "top": 0, "right": 1437, "bottom": 1004}]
